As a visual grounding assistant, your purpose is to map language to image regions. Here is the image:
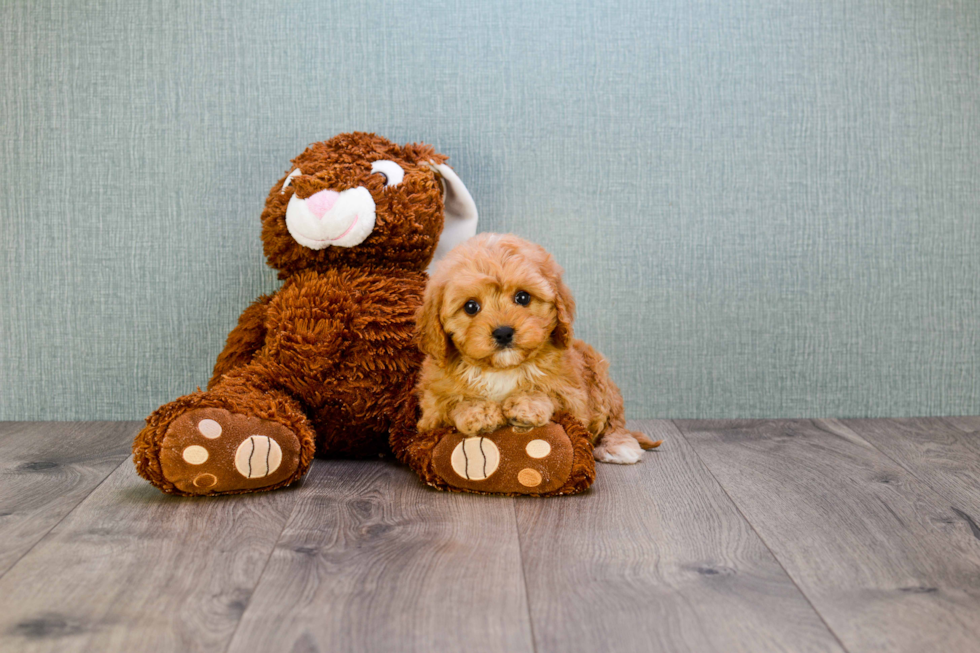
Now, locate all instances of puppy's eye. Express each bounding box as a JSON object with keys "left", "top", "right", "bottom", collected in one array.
[
  {"left": 370, "top": 160, "right": 405, "bottom": 188},
  {"left": 463, "top": 300, "right": 481, "bottom": 316},
  {"left": 514, "top": 290, "right": 531, "bottom": 306}
]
